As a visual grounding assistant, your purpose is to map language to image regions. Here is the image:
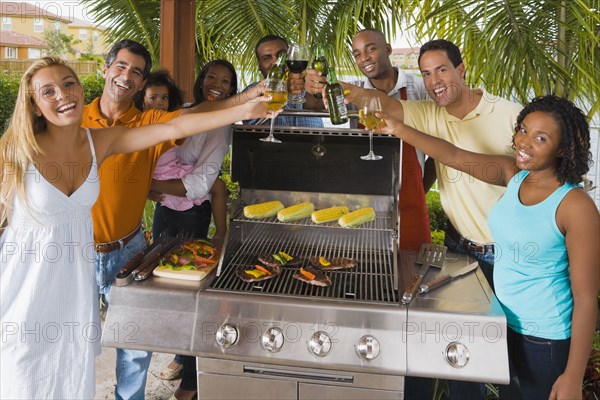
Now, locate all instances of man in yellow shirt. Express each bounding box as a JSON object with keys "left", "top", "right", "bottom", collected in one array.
[
  {"left": 81, "top": 39, "right": 257, "bottom": 400},
  {"left": 325, "top": 39, "right": 522, "bottom": 400}
]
